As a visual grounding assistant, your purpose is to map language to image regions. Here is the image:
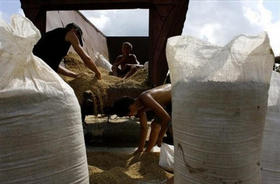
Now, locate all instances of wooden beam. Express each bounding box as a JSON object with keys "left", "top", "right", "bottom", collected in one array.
[
  {"left": 22, "top": 7, "right": 46, "bottom": 33},
  {"left": 149, "top": 0, "right": 188, "bottom": 86},
  {"left": 21, "top": 0, "right": 175, "bottom": 11}
]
